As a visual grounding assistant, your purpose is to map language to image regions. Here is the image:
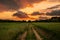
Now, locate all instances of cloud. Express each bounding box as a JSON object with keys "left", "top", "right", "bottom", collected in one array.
[
  {"left": 27, "top": 0, "right": 44, "bottom": 3},
  {"left": 31, "top": 12, "right": 42, "bottom": 16},
  {"left": 0, "top": 0, "right": 60, "bottom": 12},
  {"left": 47, "top": 0, "right": 60, "bottom": 2},
  {"left": 13, "top": 11, "right": 29, "bottom": 18},
  {"left": 47, "top": 4, "right": 60, "bottom": 9},
  {"left": 38, "top": 16, "right": 48, "bottom": 20},
  {"left": 31, "top": 12, "right": 45, "bottom": 16},
  {"left": 0, "top": 0, "right": 44, "bottom": 11},
  {"left": 0, "top": 4, "right": 7, "bottom": 12},
  {"left": 0, "top": 0, "right": 19, "bottom": 11},
  {"left": 46, "top": 10, "right": 60, "bottom": 16}
]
